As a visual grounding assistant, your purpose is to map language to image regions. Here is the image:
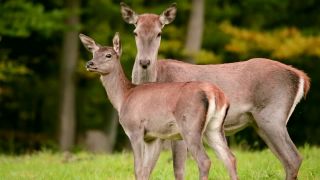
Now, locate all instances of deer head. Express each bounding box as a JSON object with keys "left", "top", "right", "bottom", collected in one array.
[
  {"left": 120, "top": 2, "right": 176, "bottom": 79},
  {"left": 79, "top": 33, "right": 122, "bottom": 75}
]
